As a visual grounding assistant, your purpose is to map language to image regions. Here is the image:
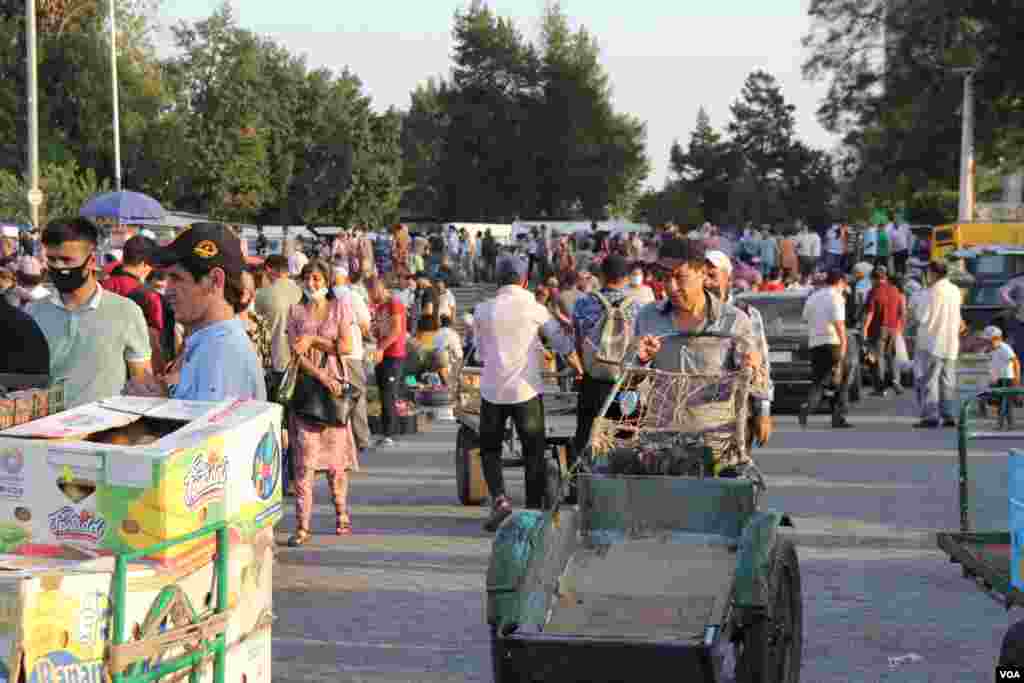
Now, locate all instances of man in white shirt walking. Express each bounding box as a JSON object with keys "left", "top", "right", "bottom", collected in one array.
[
  {"left": 799, "top": 269, "right": 852, "bottom": 429},
  {"left": 795, "top": 225, "right": 821, "bottom": 277},
  {"left": 890, "top": 223, "right": 911, "bottom": 275},
  {"left": 915, "top": 260, "right": 962, "bottom": 428},
  {"left": 473, "top": 255, "right": 583, "bottom": 531},
  {"left": 824, "top": 224, "right": 846, "bottom": 272}
]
